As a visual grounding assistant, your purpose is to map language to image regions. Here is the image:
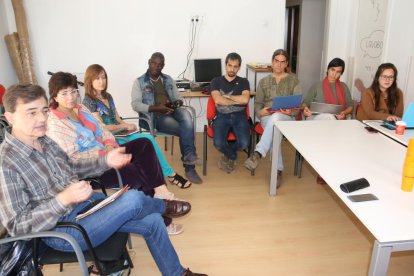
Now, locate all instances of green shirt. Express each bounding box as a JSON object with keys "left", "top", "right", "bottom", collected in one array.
[
  {"left": 152, "top": 78, "right": 169, "bottom": 107},
  {"left": 254, "top": 73, "right": 302, "bottom": 118},
  {"left": 303, "top": 80, "right": 352, "bottom": 108}
]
